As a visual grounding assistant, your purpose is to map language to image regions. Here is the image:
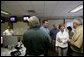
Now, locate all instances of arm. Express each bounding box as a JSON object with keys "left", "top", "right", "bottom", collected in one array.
[
  {"left": 3, "top": 31, "right": 6, "bottom": 35},
  {"left": 69, "top": 29, "right": 83, "bottom": 48},
  {"left": 62, "top": 32, "right": 69, "bottom": 44},
  {"left": 11, "top": 30, "right": 14, "bottom": 35},
  {"left": 55, "top": 33, "right": 62, "bottom": 46},
  {"left": 55, "top": 33, "right": 59, "bottom": 46},
  {"left": 44, "top": 34, "right": 51, "bottom": 56},
  {"left": 73, "top": 32, "right": 83, "bottom": 48},
  {"left": 56, "top": 33, "right": 62, "bottom": 43}
]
